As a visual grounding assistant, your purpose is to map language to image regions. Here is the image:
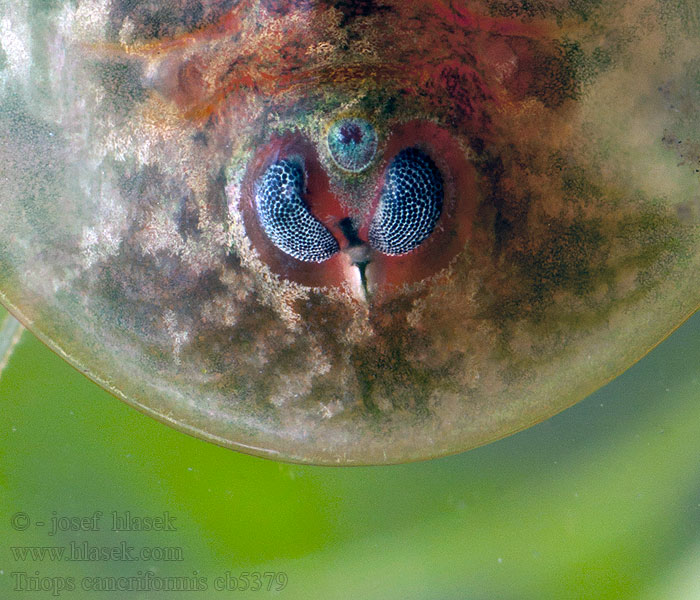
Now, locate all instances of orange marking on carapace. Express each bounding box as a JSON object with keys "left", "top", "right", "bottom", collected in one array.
[
  {"left": 431, "top": 1, "right": 552, "bottom": 40},
  {"left": 83, "top": 0, "right": 254, "bottom": 58},
  {"left": 82, "top": 2, "right": 566, "bottom": 129}
]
